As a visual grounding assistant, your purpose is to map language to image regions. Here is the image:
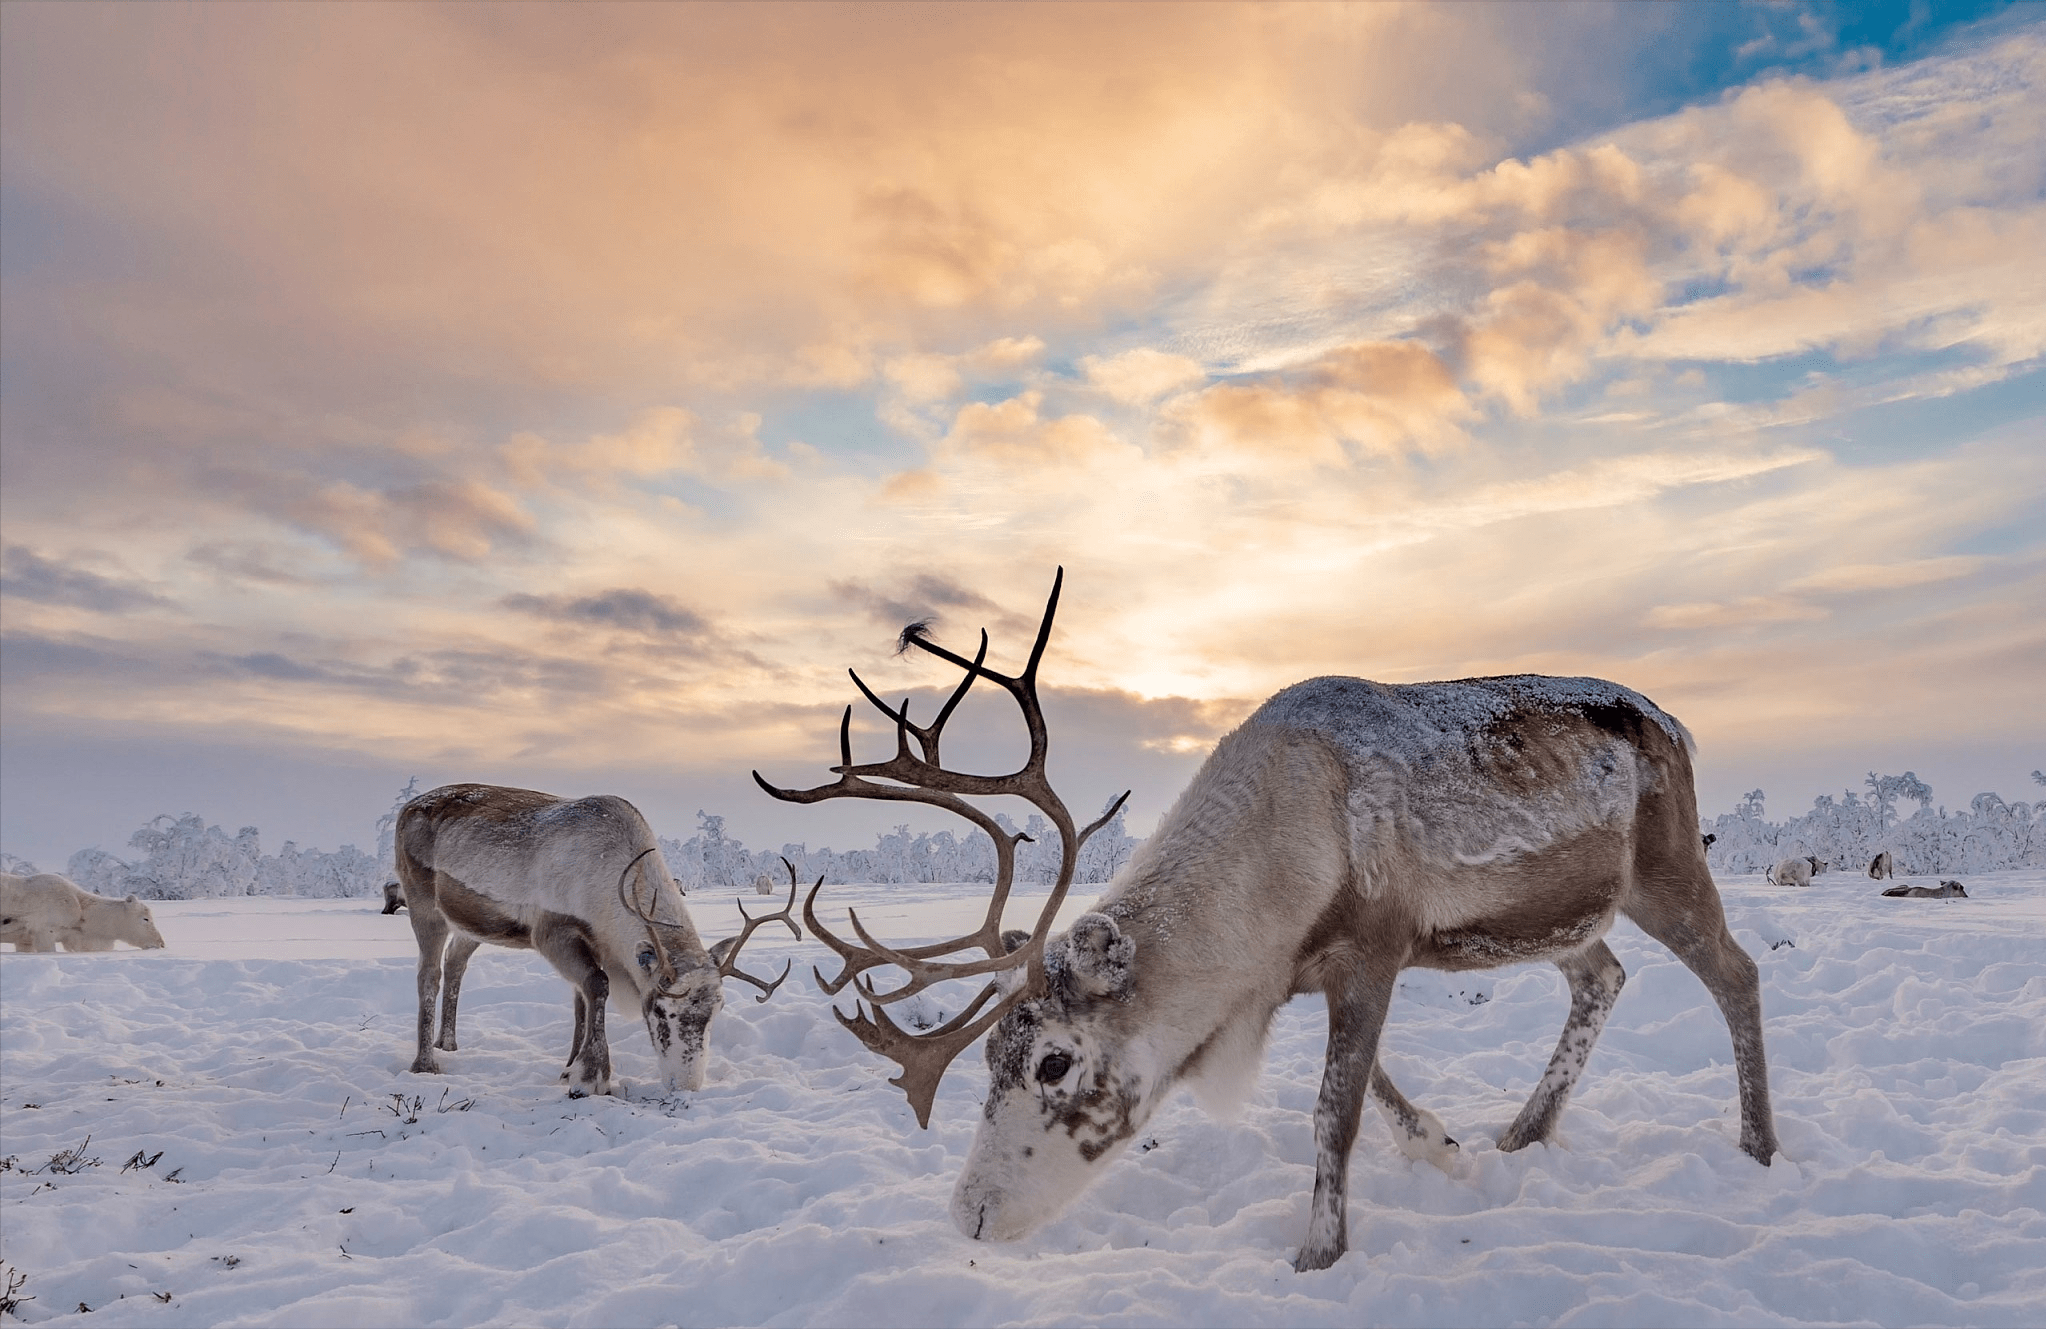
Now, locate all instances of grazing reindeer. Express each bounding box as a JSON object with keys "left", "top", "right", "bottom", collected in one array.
[
  {"left": 1867, "top": 851, "right": 1894, "bottom": 880},
  {"left": 758, "top": 570, "right": 1778, "bottom": 1273},
  {"left": 381, "top": 880, "right": 407, "bottom": 914},
  {"left": 1767, "top": 856, "right": 1826, "bottom": 888},
  {"left": 396, "top": 785, "right": 800, "bottom": 1095}
]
